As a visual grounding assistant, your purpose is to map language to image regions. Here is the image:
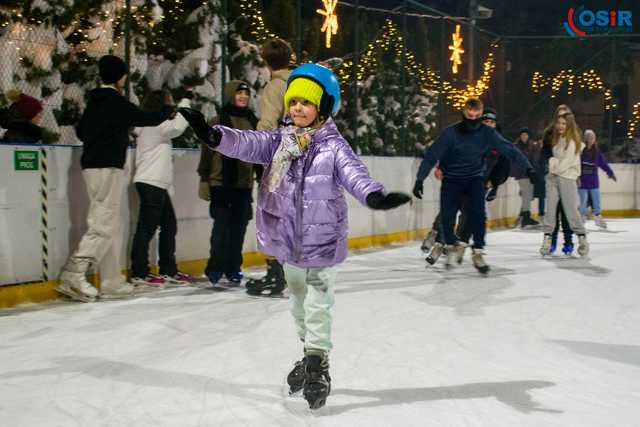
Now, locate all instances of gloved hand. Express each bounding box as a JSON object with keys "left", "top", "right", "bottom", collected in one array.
[
  {"left": 526, "top": 168, "right": 538, "bottom": 185},
  {"left": 178, "top": 107, "right": 221, "bottom": 148},
  {"left": 485, "top": 186, "right": 497, "bottom": 202},
  {"left": 412, "top": 180, "right": 424, "bottom": 199},
  {"left": 366, "top": 191, "right": 411, "bottom": 210},
  {"left": 198, "top": 182, "right": 210, "bottom": 201},
  {"left": 609, "top": 174, "right": 617, "bottom": 182}
]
